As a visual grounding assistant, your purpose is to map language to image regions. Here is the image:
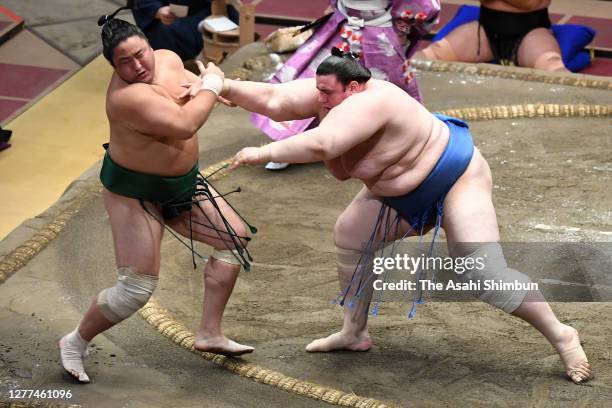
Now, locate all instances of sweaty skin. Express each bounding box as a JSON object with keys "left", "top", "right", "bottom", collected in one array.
[{"left": 220, "top": 73, "right": 591, "bottom": 384}]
